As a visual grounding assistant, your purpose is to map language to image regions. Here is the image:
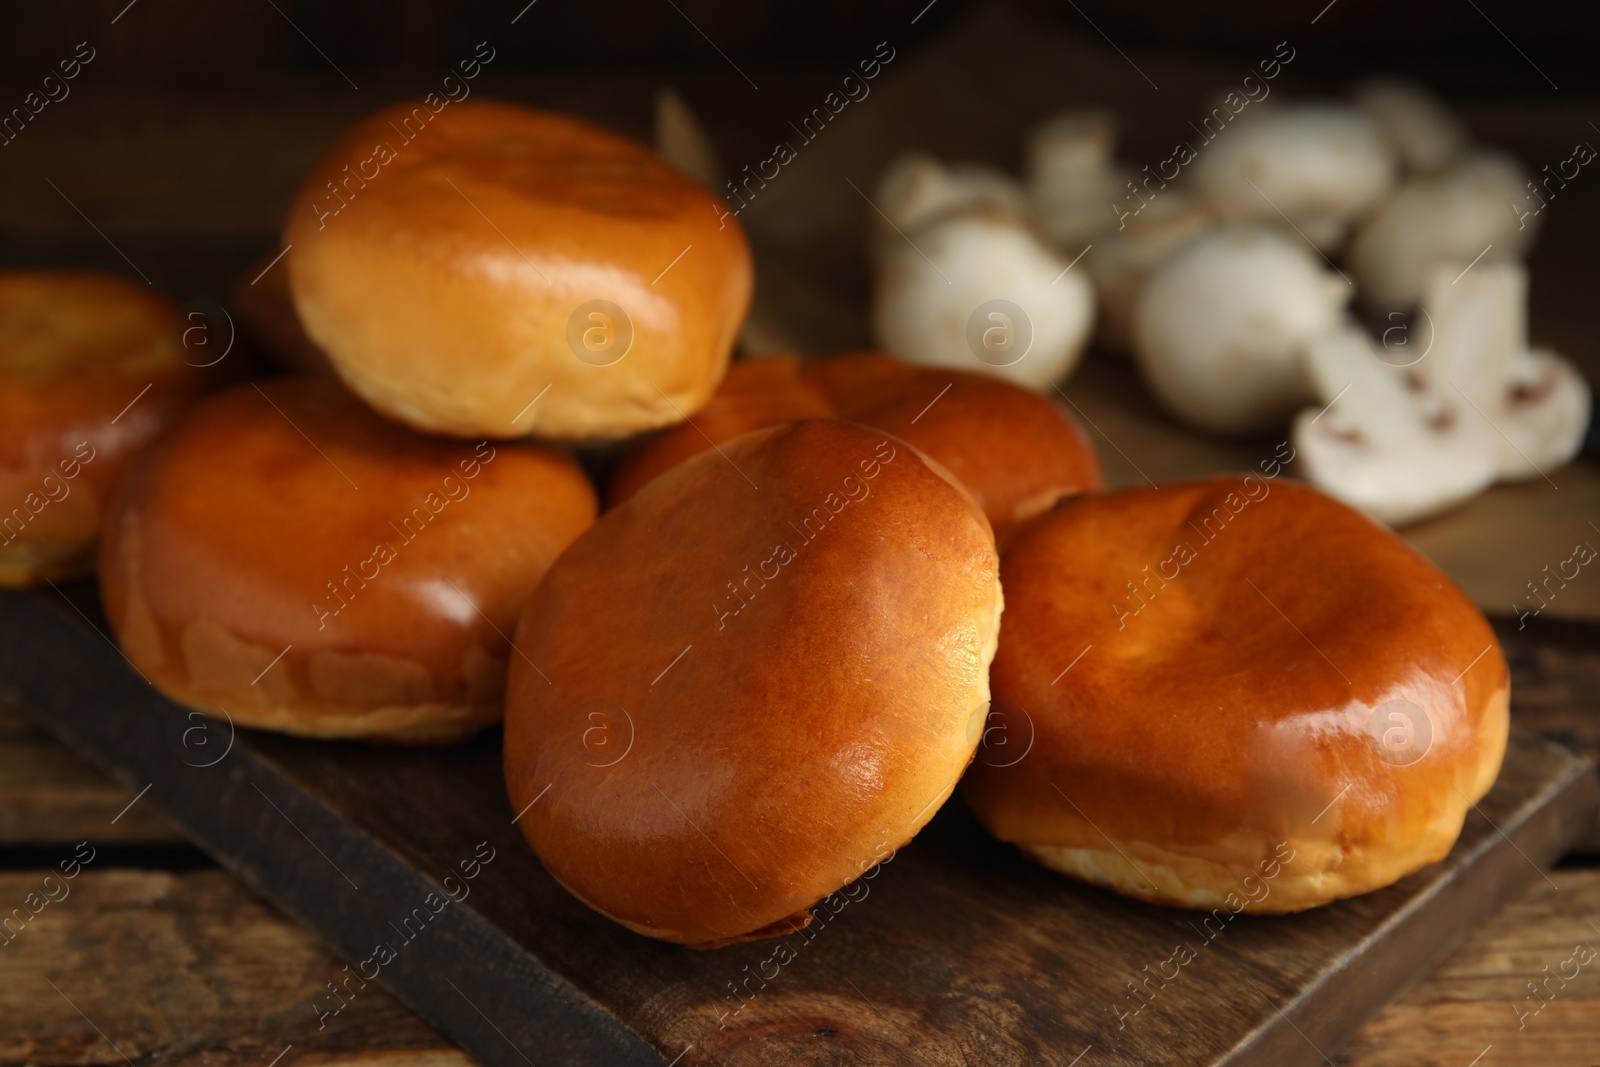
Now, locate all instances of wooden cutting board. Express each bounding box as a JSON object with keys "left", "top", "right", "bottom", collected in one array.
[{"left": 2, "top": 582, "right": 1594, "bottom": 1067}]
